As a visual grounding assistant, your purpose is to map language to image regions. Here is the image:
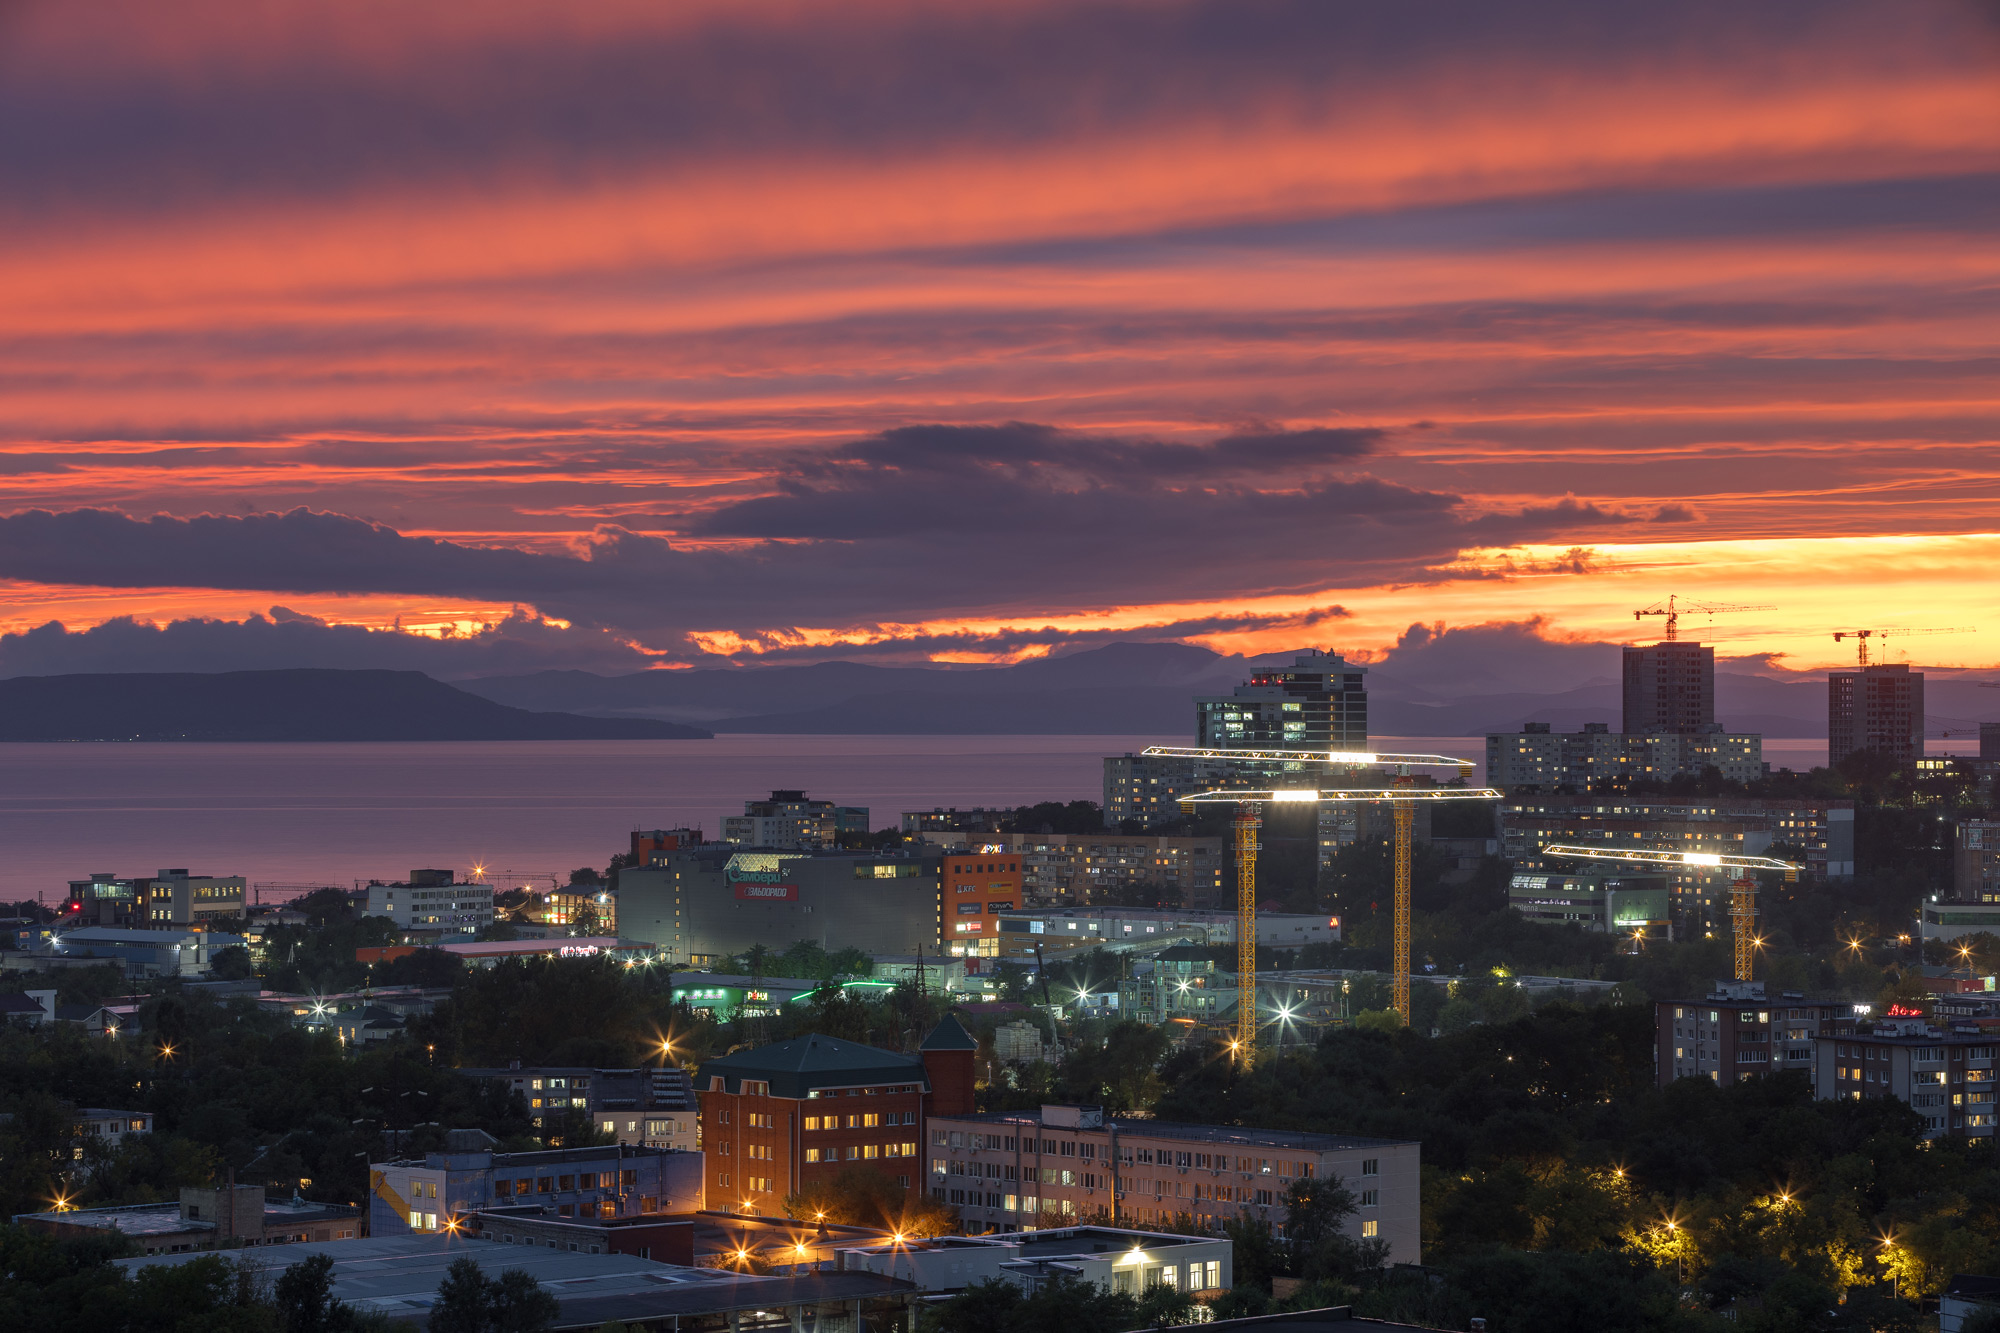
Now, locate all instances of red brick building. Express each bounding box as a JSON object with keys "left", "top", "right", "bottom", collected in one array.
[
  {"left": 697, "top": 1016, "right": 977, "bottom": 1217},
  {"left": 940, "top": 850, "right": 1023, "bottom": 953}
]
